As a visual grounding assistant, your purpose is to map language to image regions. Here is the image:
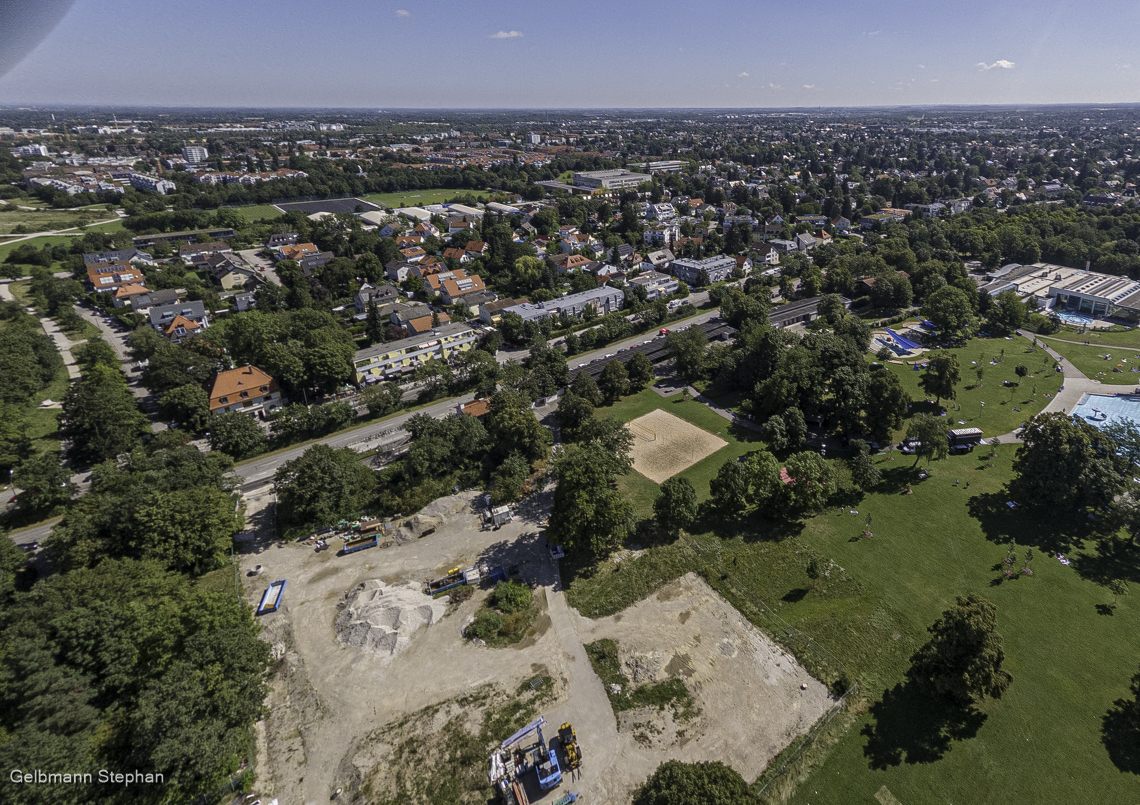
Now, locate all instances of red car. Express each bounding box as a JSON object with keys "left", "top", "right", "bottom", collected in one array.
[{"left": 659, "top": 328, "right": 670, "bottom": 335}]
